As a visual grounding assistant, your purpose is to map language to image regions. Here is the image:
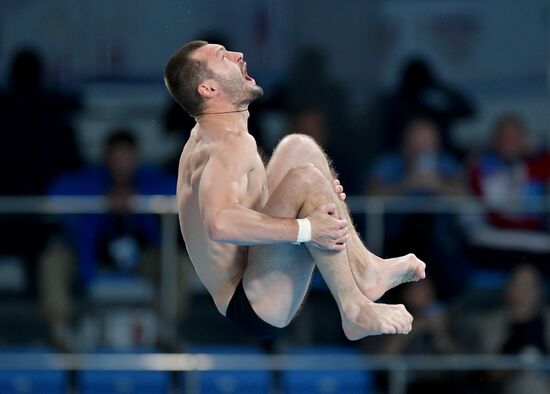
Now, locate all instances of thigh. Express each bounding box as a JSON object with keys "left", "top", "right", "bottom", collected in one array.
[
  {"left": 242, "top": 170, "right": 316, "bottom": 327},
  {"left": 267, "top": 134, "right": 333, "bottom": 193}
]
